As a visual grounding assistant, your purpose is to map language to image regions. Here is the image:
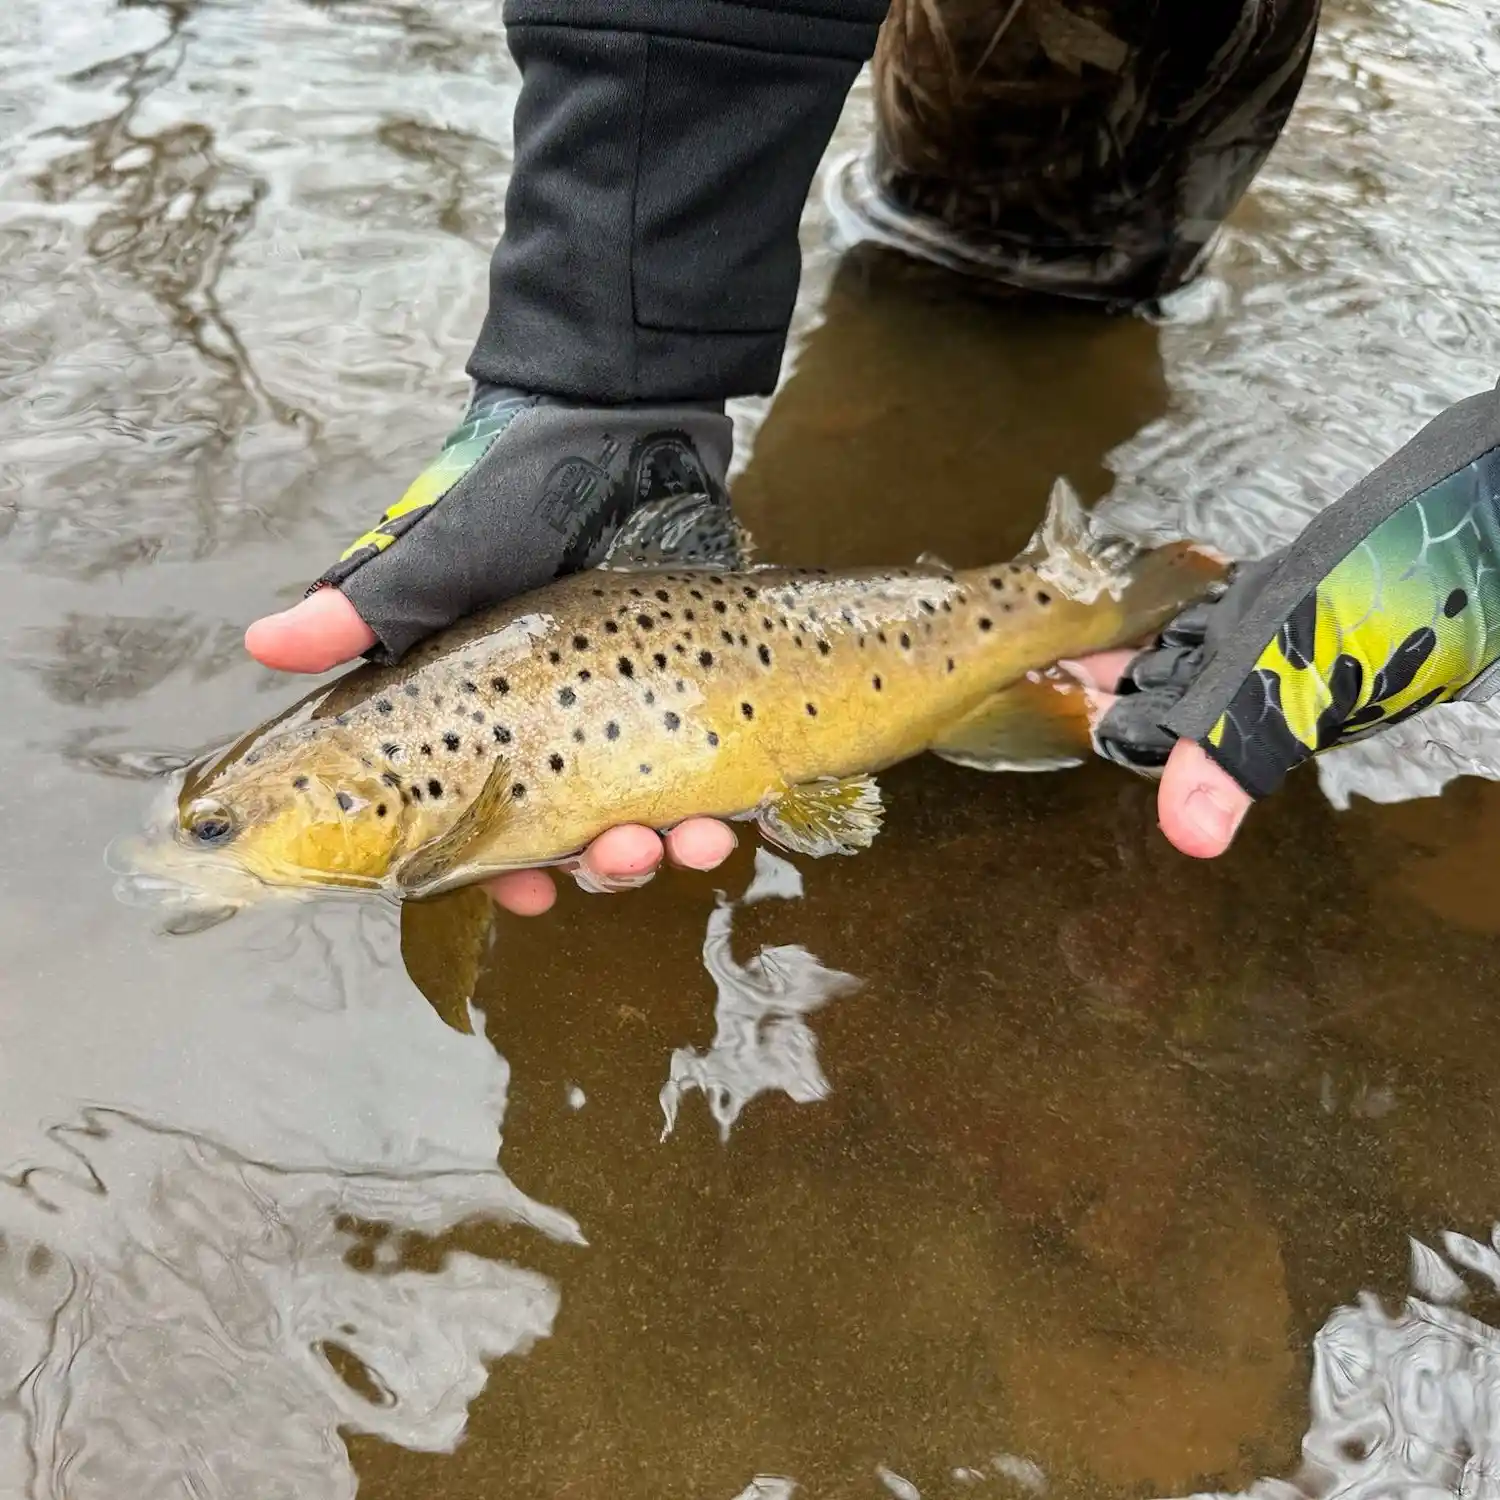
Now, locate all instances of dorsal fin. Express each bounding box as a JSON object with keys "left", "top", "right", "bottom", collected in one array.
[
  {"left": 1014, "top": 477, "right": 1140, "bottom": 605},
  {"left": 597, "top": 493, "right": 752, "bottom": 572}
]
